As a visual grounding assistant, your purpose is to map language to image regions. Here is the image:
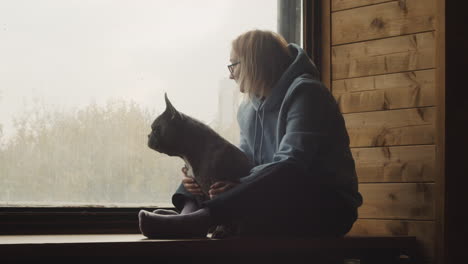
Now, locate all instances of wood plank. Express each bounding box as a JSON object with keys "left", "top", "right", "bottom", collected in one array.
[
  {"left": 333, "top": 69, "right": 434, "bottom": 94},
  {"left": 333, "top": 70, "right": 435, "bottom": 113},
  {"left": 0, "top": 235, "right": 421, "bottom": 262},
  {"left": 358, "top": 183, "right": 434, "bottom": 219},
  {"left": 336, "top": 90, "right": 387, "bottom": 113},
  {"left": 344, "top": 107, "right": 435, "bottom": 147},
  {"left": 348, "top": 219, "right": 434, "bottom": 259},
  {"left": 332, "top": 32, "right": 435, "bottom": 80},
  {"left": 352, "top": 145, "right": 435, "bottom": 183},
  {"left": 332, "top": 32, "right": 435, "bottom": 60},
  {"left": 332, "top": 0, "right": 435, "bottom": 45},
  {"left": 332, "top": 0, "right": 395, "bottom": 12}
]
